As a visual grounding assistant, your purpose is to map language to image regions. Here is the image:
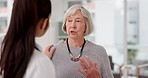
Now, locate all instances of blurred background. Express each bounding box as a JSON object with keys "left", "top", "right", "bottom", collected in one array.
[{"left": 0, "top": 0, "right": 148, "bottom": 78}]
